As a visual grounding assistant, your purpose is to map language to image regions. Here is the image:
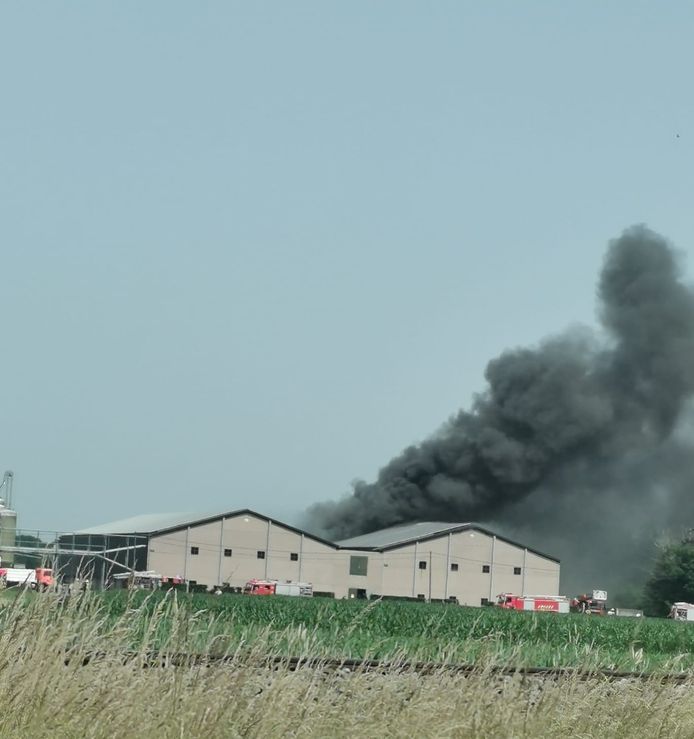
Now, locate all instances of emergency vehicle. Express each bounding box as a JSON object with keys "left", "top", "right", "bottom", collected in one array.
[
  {"left": 496, "top": 593, "right": 570, "bottom": 613},
  {"left": 0, "top": 567, "right": 54, "bottom": 589},
  {"left": 570, "top": 590, "right": 608, "bottom": 615},
  {"left": 243, "top": 579, "right": 313, "bottom": 597},
  {"left": 668, "top": 602, "right": 694, "bottom": 621}
]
